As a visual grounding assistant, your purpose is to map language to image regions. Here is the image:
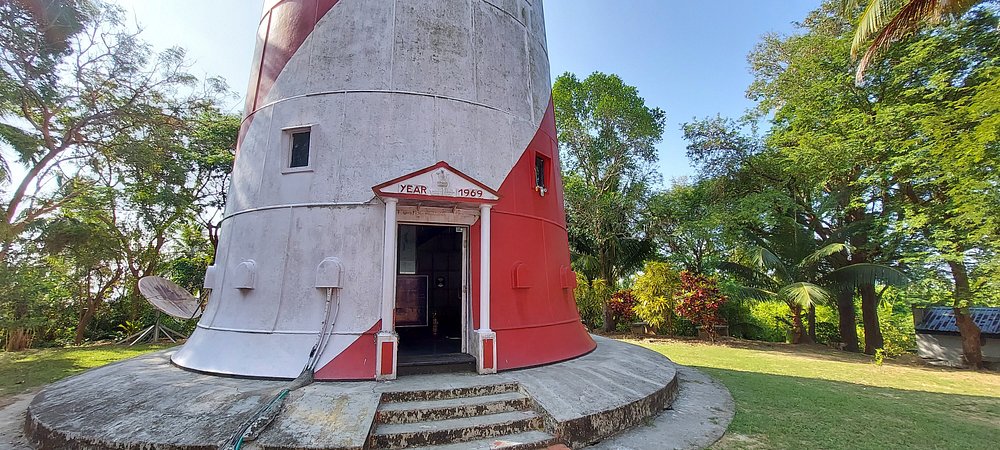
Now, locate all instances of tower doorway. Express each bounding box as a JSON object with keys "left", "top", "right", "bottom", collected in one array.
[{"left": 395, "top": 224, "right": 471, "bottom": 370}]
